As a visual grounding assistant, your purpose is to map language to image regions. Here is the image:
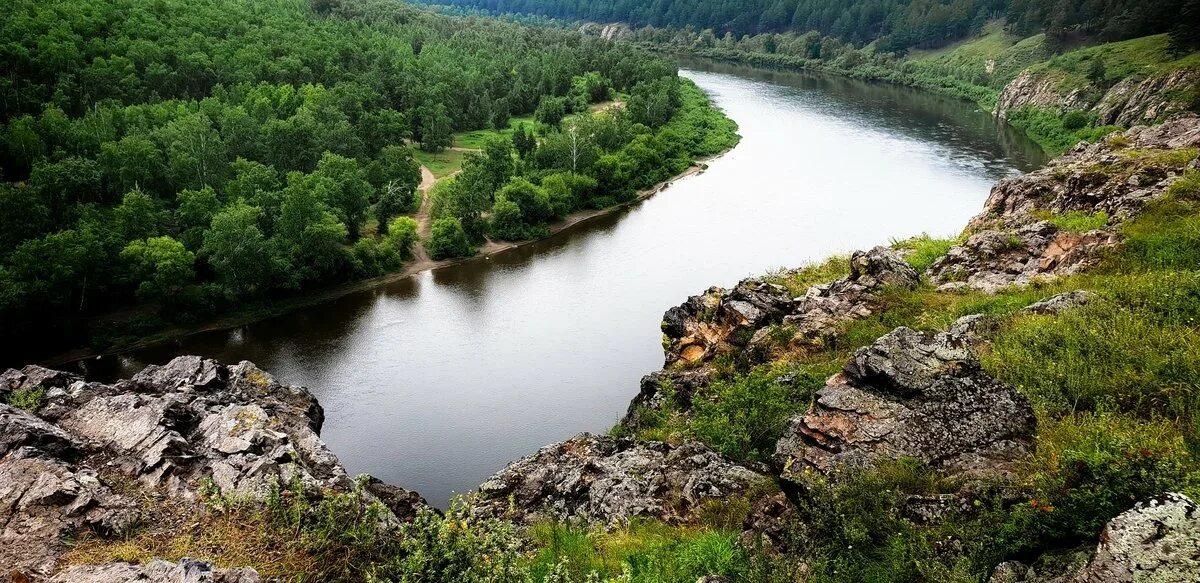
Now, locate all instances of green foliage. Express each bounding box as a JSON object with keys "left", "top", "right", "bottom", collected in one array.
[
  {"left": 120, "top": 236, "right": 197, "bottom": 303},
  {"left": 4, "top": 386, "right": 47, "bottom": 411},
  {"left": 527, "top": 521, "right": 754, "bottom": 583},
  {"left": 427, "top": 217, "right": 475, "bottom": 260},
  {"left": 0, "top": 0, "right": 692, "bottom": 357},
  {"left": 690, "top": 362, "right": 838, "bottom": 462},
  {"left": 1005, "top": 106, "right": 1122, "bottom": 155}
]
